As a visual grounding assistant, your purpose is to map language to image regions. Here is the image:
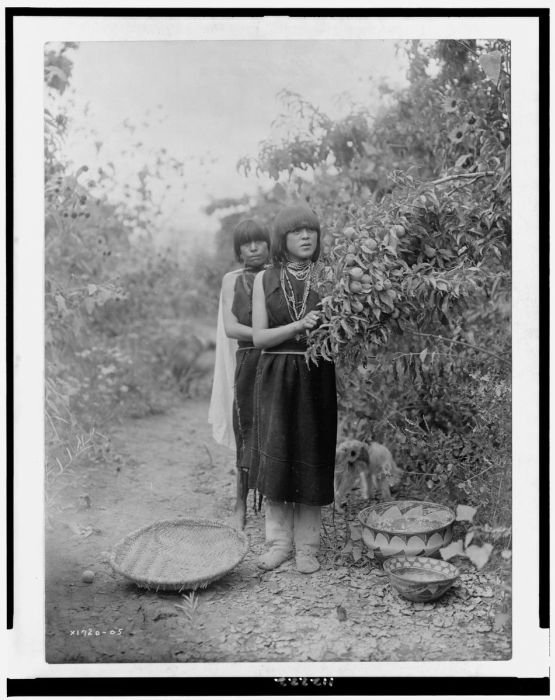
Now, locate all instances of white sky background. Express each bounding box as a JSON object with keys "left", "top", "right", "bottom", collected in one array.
[{"left": 54, "top": 40, "right": 408, "bottom": 245}]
